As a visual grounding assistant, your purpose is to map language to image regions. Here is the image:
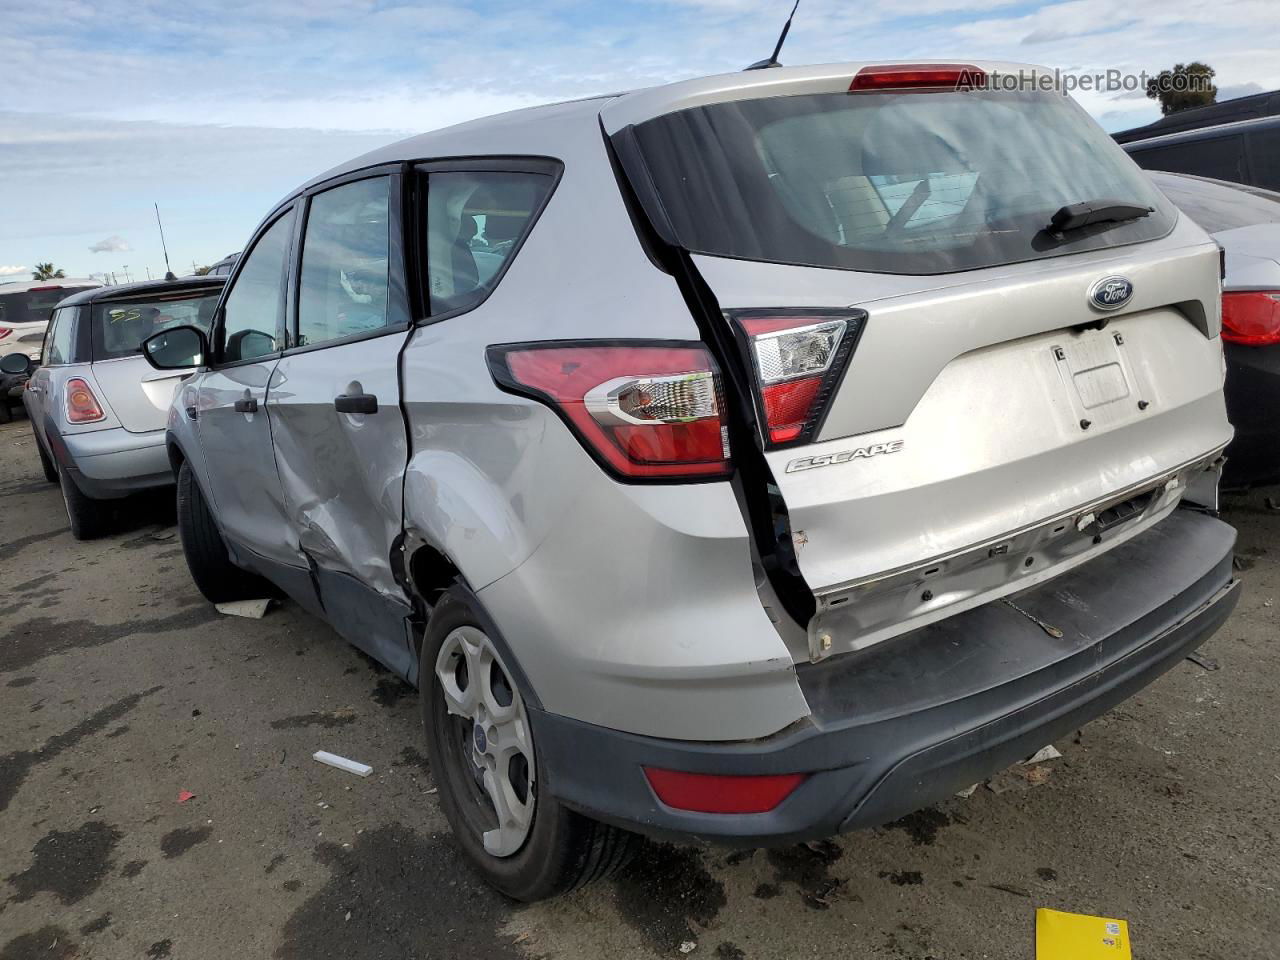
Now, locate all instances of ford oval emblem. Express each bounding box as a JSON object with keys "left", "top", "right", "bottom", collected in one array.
[{"left": 1089, "top": 276, "right": 1134, "bottom": 311}]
